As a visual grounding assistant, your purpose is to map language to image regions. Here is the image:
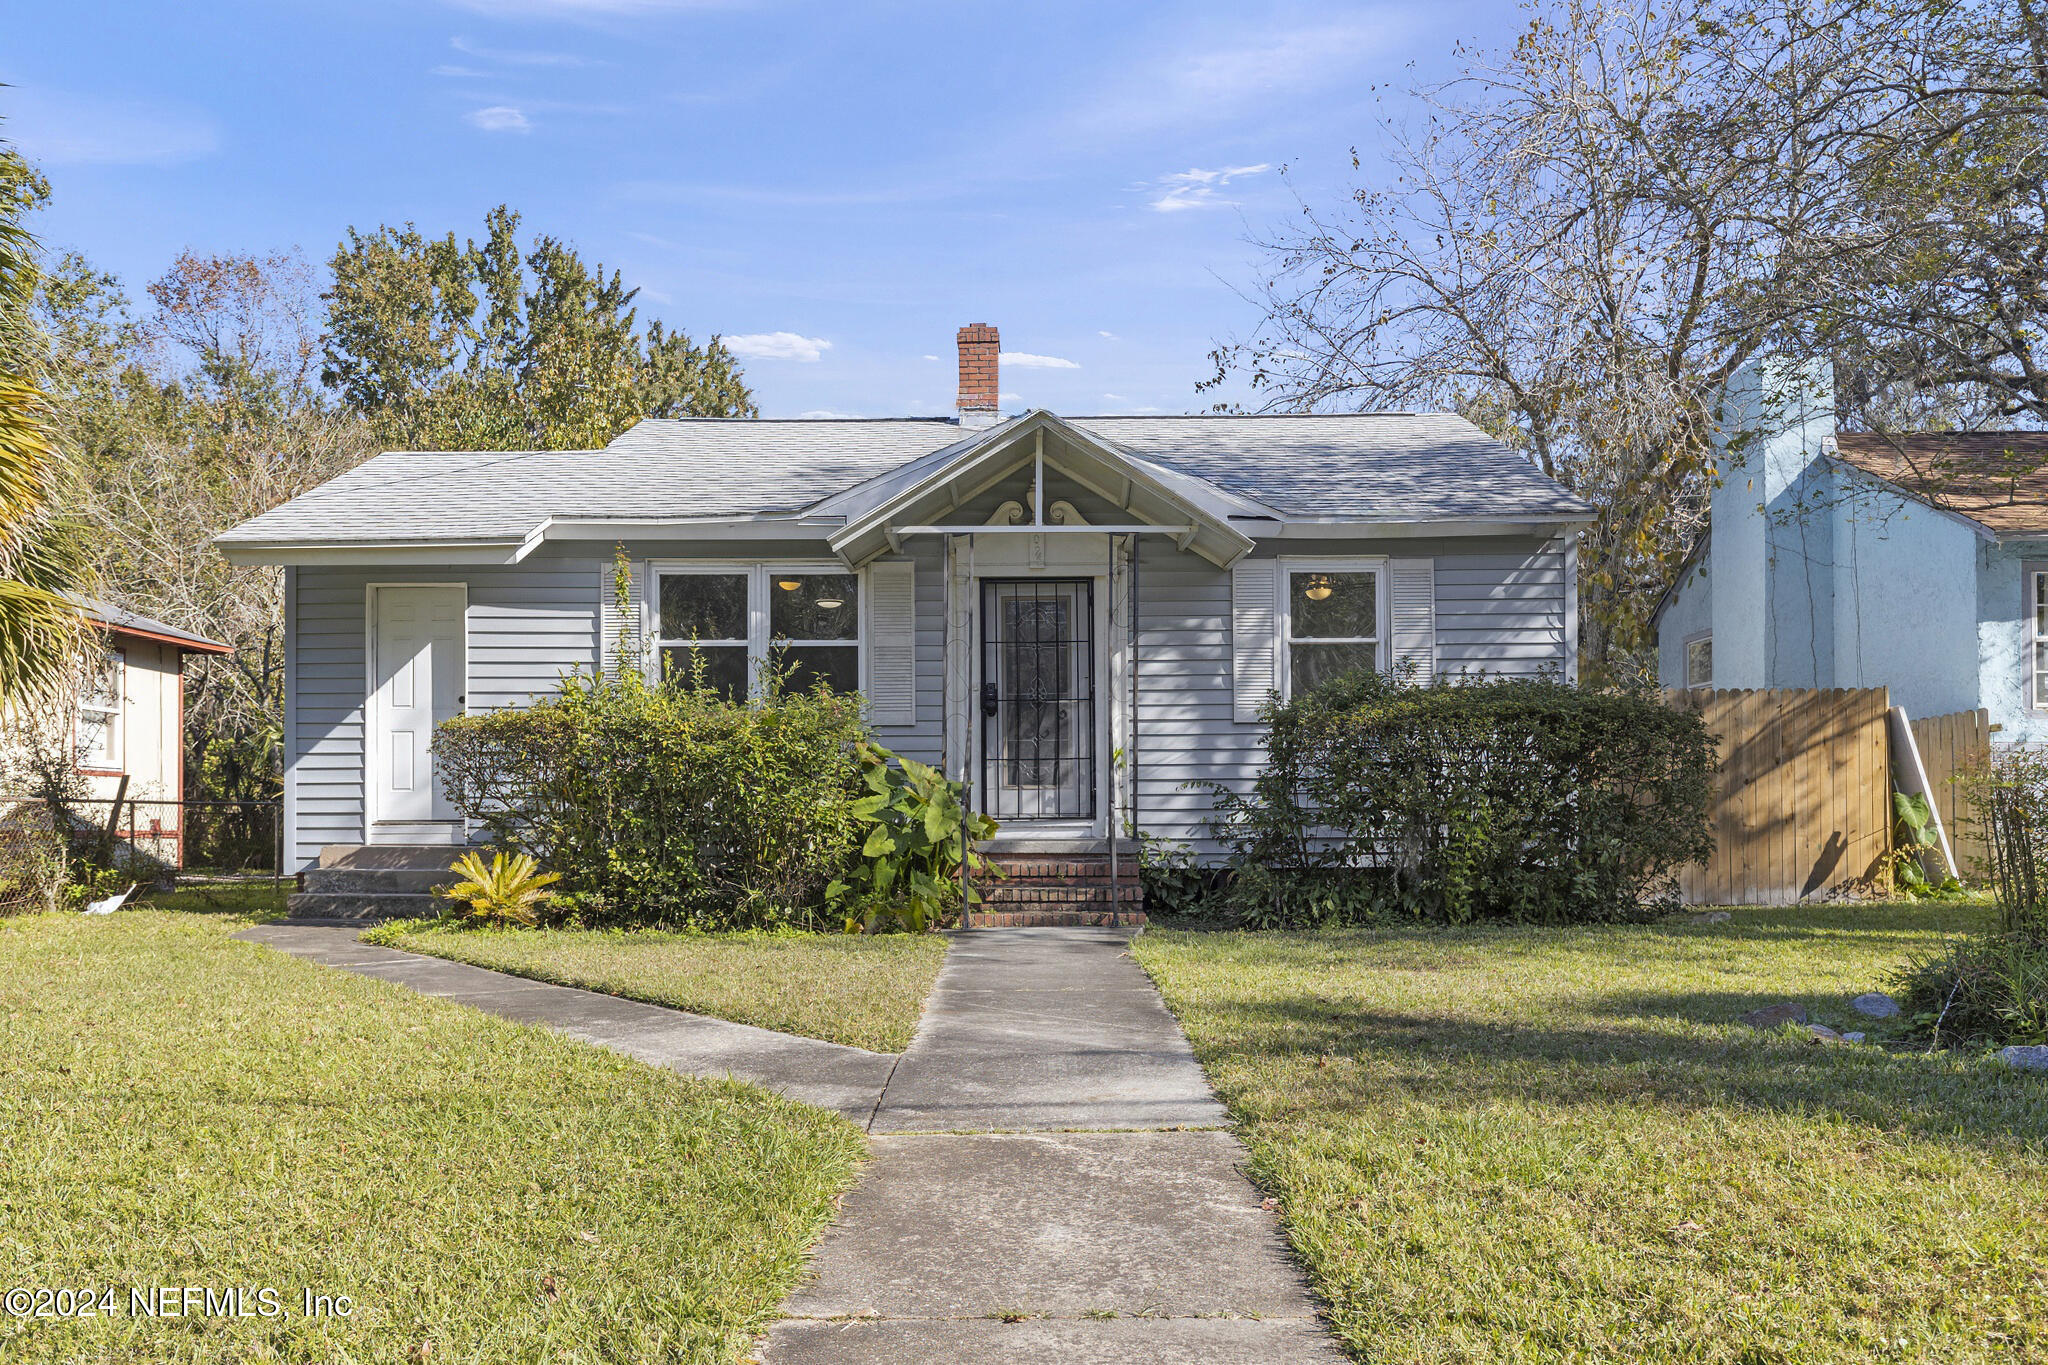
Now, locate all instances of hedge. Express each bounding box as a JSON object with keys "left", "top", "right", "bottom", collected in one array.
[
  {"left": 433, "top": 671, "right": 869, "bottom": 930},
  {"left": 1212, "top": 670, "right": 1717, "bottom": 926}
]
